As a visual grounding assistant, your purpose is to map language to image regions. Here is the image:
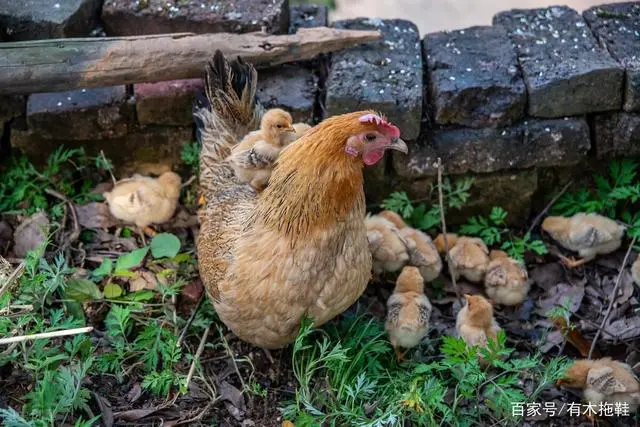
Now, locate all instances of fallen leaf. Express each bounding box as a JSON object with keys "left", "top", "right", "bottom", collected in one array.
[
  {"left": 537, "top": 283, "right": 585, "bottom": 315},
  {"left": 219, "top": 381, "right": 245, "bottom": 411},
  {"left": 603, "top": 316, "right": 640, "bottom": 341},
  {"left": 126, "top": 383, "right": 142, "bottom": 403},
  {"left": 65, "top": 279, "right": 103, "bottom": 302},
  {"left": 539, "top": 330, "right": 564, "bottom": 354},
  {"left": 551, "top": 316, "right": 598, "bottom": 358},
  {"left": 13, "top": 212, "right": 49, "bottom": 257},
  {"left": 169, "top": 208, "right": 199, "bottom": 229},
  {"left": 181, "top": 279, "right": 204, "bottom": 302},
  {"left": 129, "top": 271, "right": 158, "bottom": 292},
  {"left": 75, "top": 202, "right": 120, "bottom": 229},
  {"left": 93, "top": 258, "right": 113, "bottom": 278},
  {"left": 104, "top": 283, "right": 123, "bottom": 299},
  {"left": 115, "top": 247, "right": 149, "bottom": 272},
  {"left": 150, "top": 233, "right": 181, "bottom": 259},
  {"left": 114, "top": 409, "right": 159, "bottom": 421},
  {"left": 529, "top": 263, "right": 565, "bottom": 292},
  {"left": 92, "top": 392, "right": 114, "bottom": 427},
  {"left": 0, "top": 220, "right": 12, "bottom": 241}
]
